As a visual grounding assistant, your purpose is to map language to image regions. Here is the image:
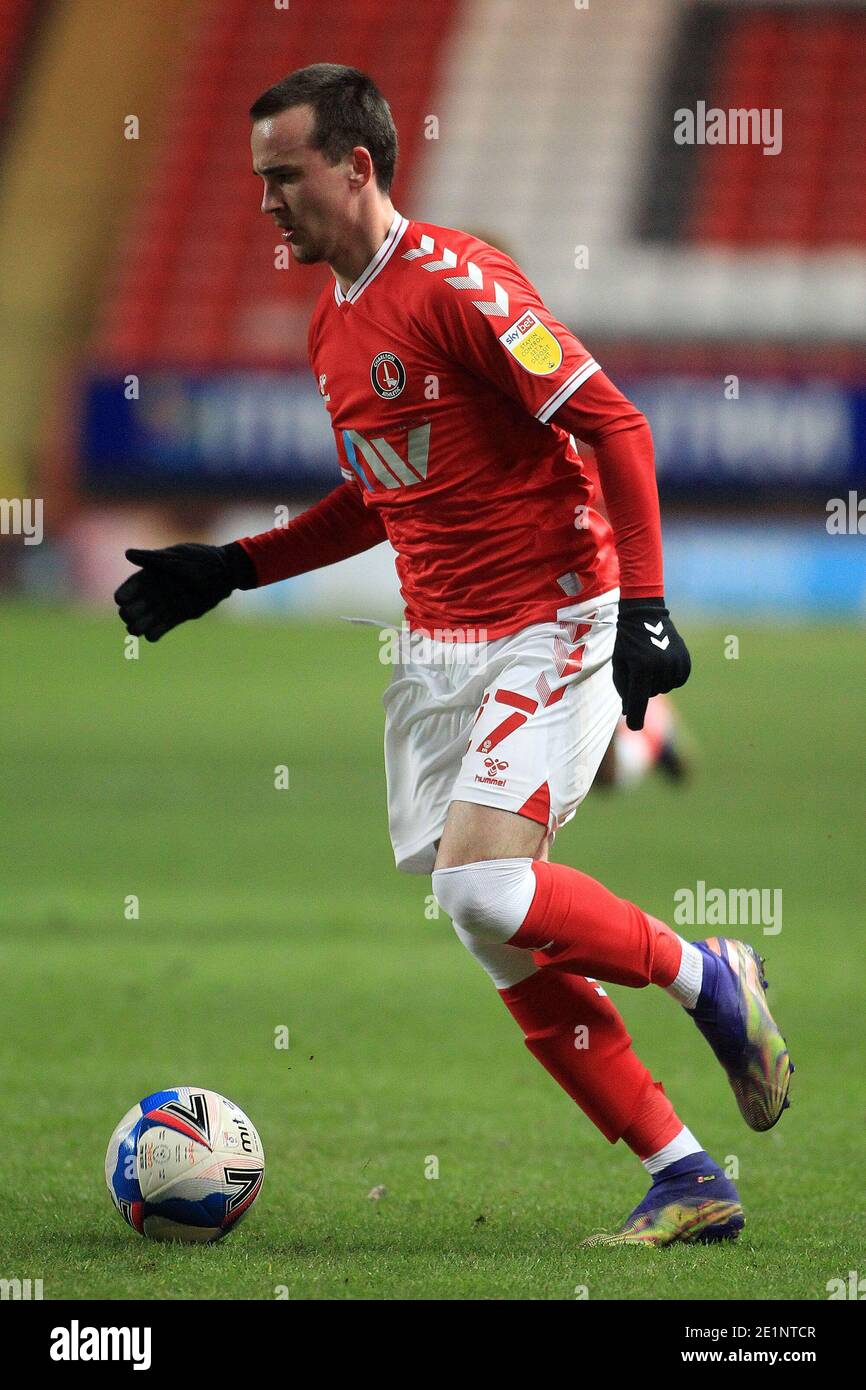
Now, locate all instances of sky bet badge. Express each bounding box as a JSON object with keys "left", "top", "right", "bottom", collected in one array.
[{"left": 499, "top": 310, "right": 563, "bottom": 375}]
